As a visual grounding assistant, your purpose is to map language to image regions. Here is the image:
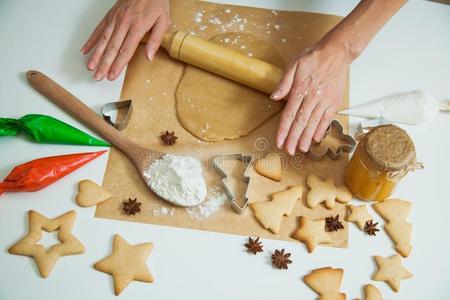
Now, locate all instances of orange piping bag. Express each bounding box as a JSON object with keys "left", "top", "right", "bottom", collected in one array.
[{"left": 0, "top": 150, "right": 107, "bottom": 196}]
